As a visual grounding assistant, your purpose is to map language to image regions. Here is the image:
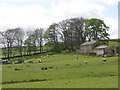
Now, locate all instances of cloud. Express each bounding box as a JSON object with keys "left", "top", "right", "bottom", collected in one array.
[
  {"left": 50, "top": 0, "right": 105, "bottom": 21},
  {"left": 99, "top": 0, "right": 119, "bottom": 5},
  {"left": 50, "top": 0, "right": 118, "bottom": 39},
  {"left": 0, "top": 4, "right": 54, "bottom": 30},
  {"left": 104, "top": 17, "right": 118, "bottom": 39},
  {"left": 0, "top": 0, "right": 118, "bottom": 39}
]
